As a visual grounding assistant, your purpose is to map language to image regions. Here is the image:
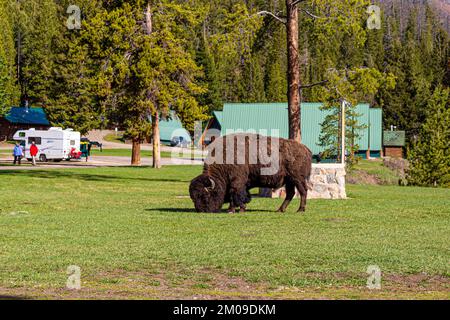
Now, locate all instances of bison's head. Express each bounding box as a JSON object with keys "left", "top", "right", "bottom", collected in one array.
[{"left": 189, "top": 174, "right": 224, "bottom": 213}]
